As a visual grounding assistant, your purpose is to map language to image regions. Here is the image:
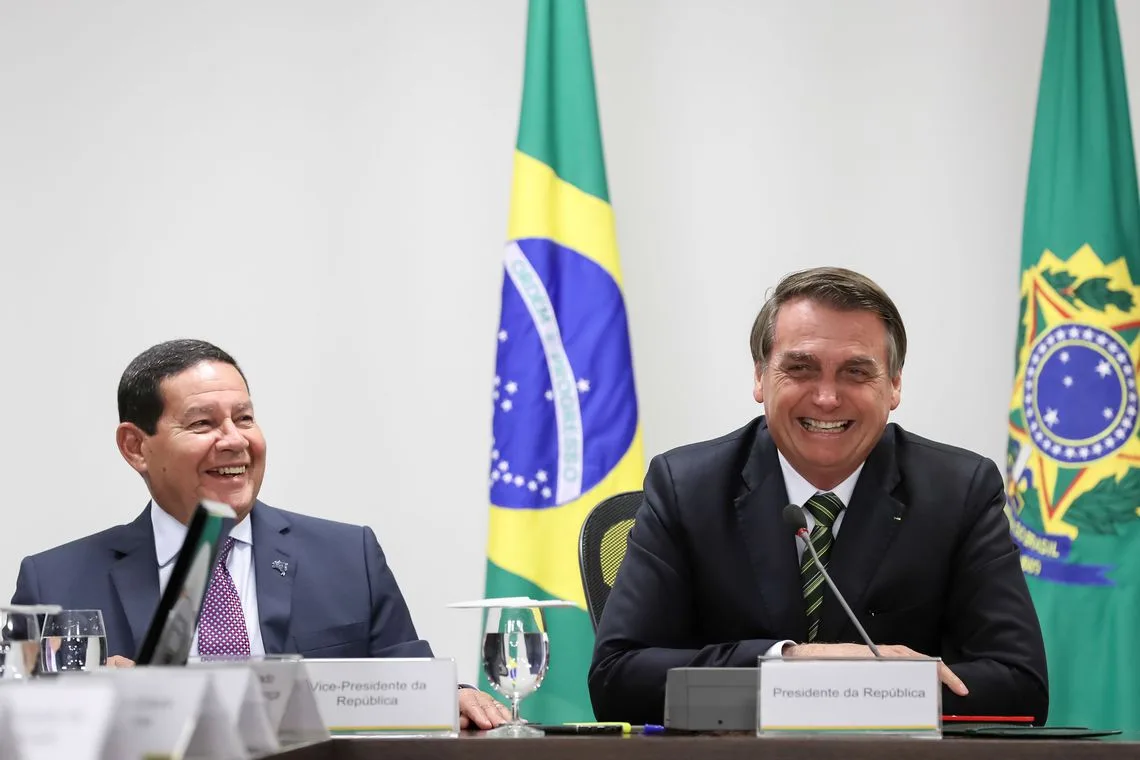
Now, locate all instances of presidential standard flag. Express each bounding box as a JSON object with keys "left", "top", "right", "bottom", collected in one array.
[
  {"left": 481, "top": 0, "right": 644, "bottom": 723},
  {"left": 1006, "top": 0, "right": 1140, "bottom": 732}
]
